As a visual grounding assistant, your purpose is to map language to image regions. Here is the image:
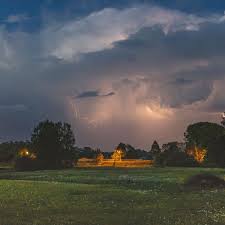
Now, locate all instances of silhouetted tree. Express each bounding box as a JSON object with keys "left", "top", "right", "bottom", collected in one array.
[
  {"left": 208, "top": 135, "right": 225, "bottom": 167},
  {"left": 184, "top": 122, "right": 225, "bottom": 150},
  {"left": 156, "top": 142, "right": 197, "bottom": 167},
  {"left": 184, "top": 122, "right": 225, "bottom": 166},
  {"left": 162, "top": 142, "right": 182, "bottom": 153},
  {"left": 78, "top": 147, "right": 100, "bottom": 159},
  {"left": 31, "top": 120, "right": 77, "bottom": 168},
  {"left": 0, "top": 141, "right": 31, "bottom": 162},
  {"left": 126, "top": 144, "right": 138, "bottom": 159},
  {"left": 150, "top": 141, "right": 161, "bottom": 159},
  {"left": 116, "top": 143, "right": 127, "bottom": 151},
  {"left": 114, "top": 143, "right": 127, "bottom": 158}
]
